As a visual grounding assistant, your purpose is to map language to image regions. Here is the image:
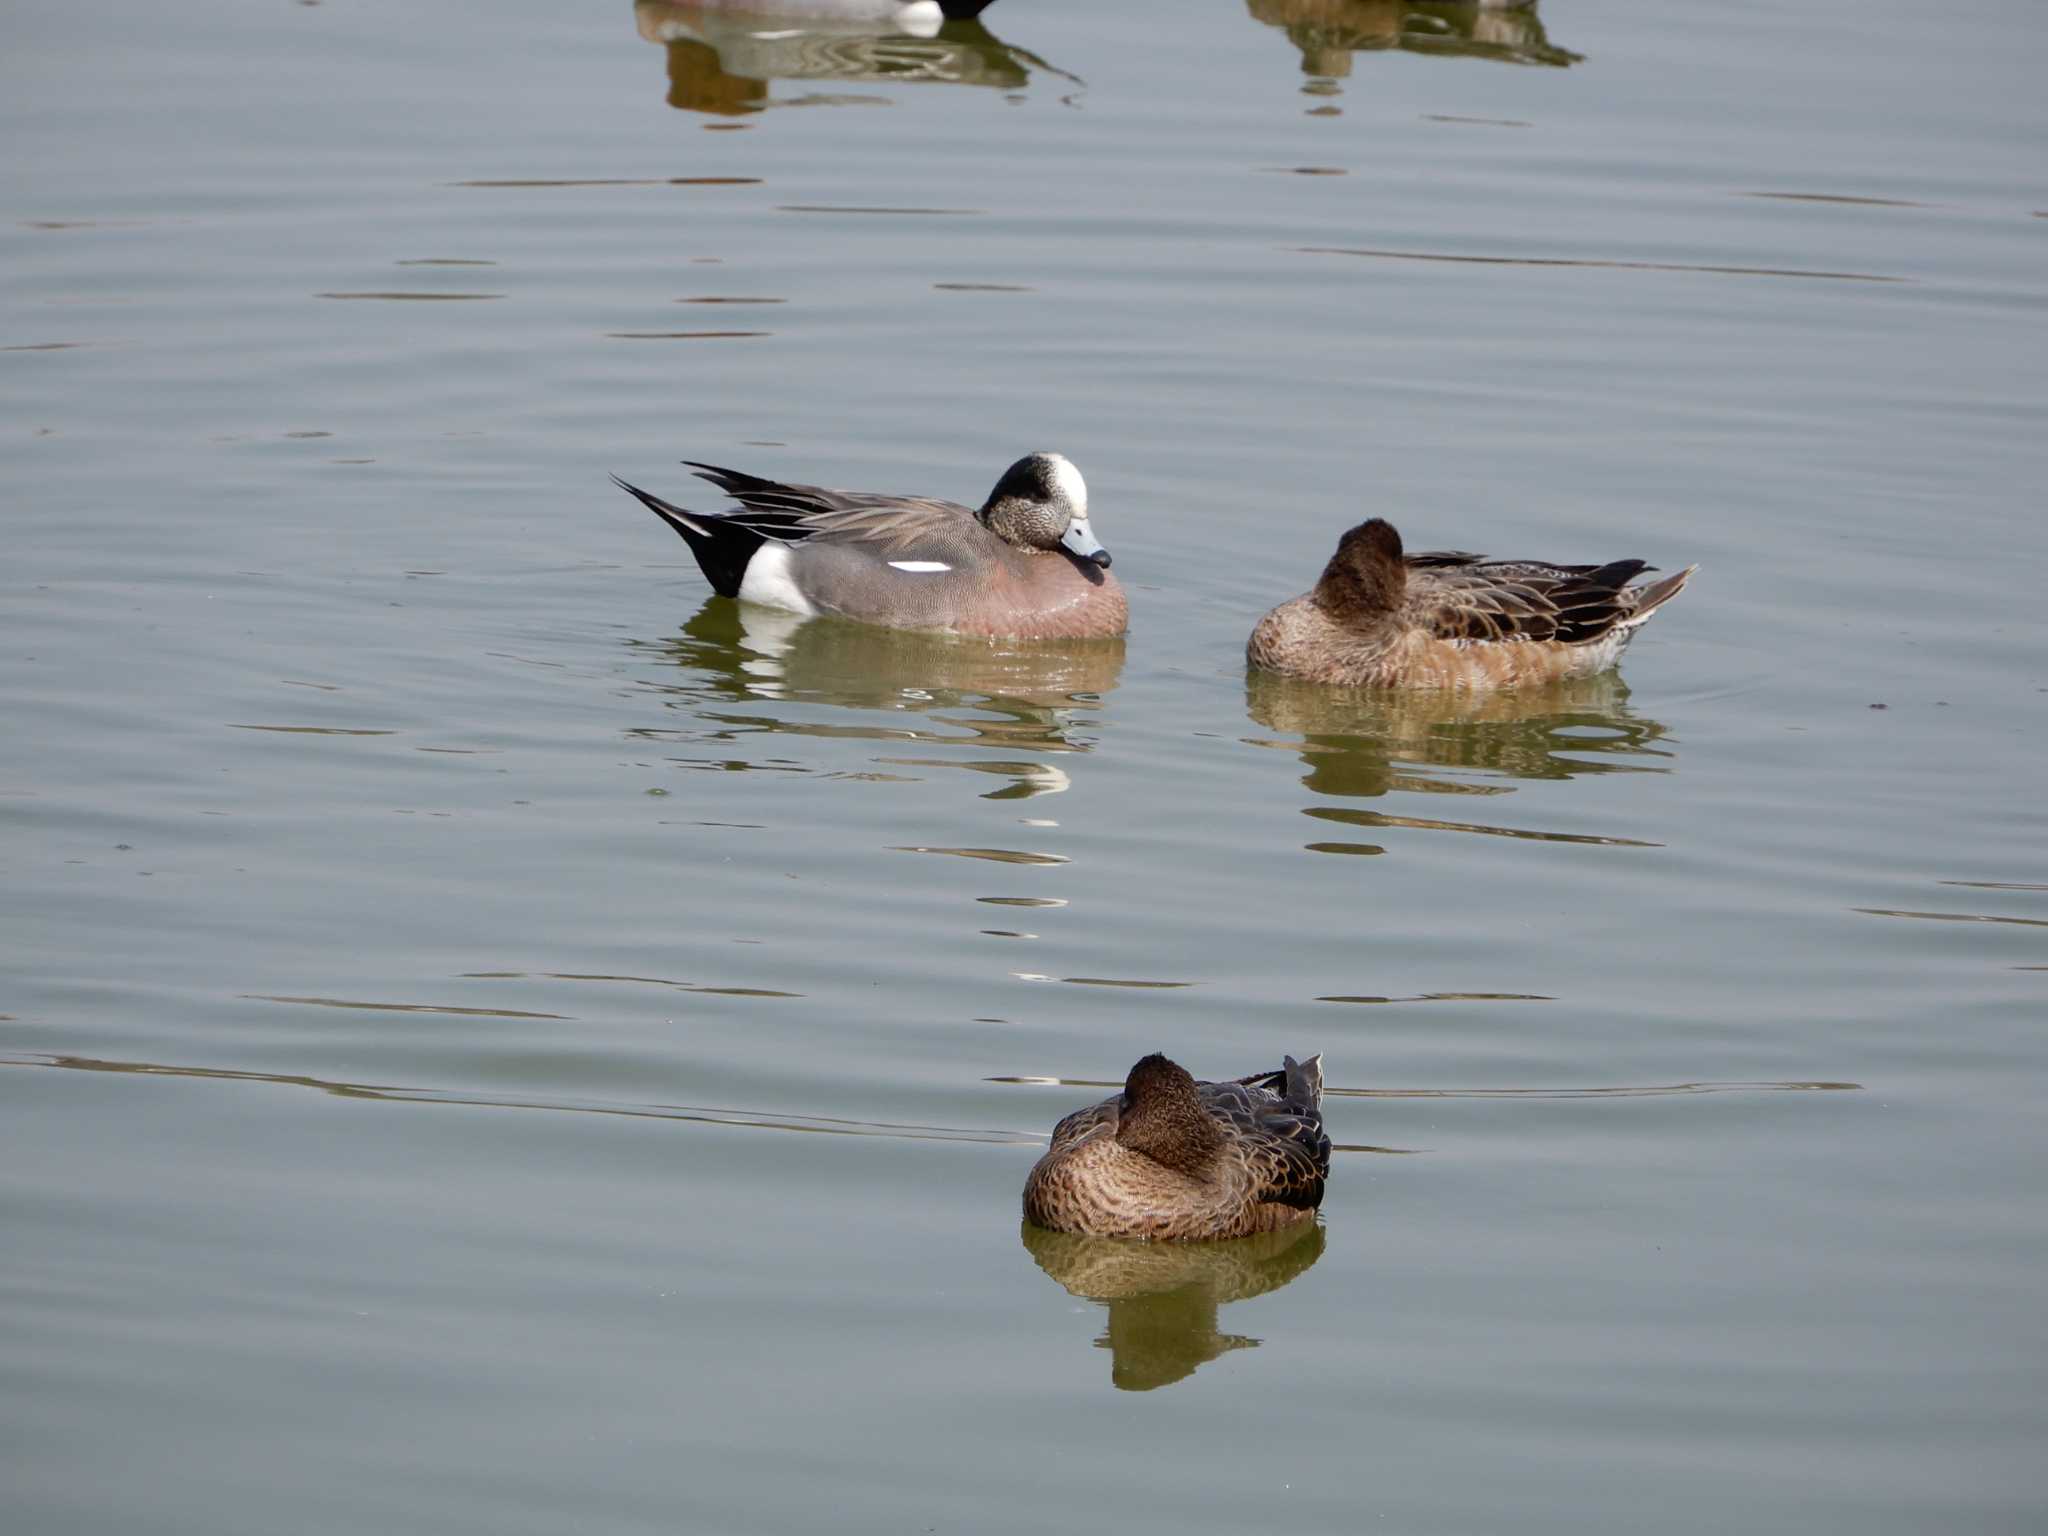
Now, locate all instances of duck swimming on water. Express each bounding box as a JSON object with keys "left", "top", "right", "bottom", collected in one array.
[
  {"left": 614, "top": 452, "right": 1126, "bottom": 640},
  {"left": 1248, "top": 517, "right": 1695, "bottom": 689},
  {"left": 1022, "top": 1053, "right": 1330, "bottom": 1241}
]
